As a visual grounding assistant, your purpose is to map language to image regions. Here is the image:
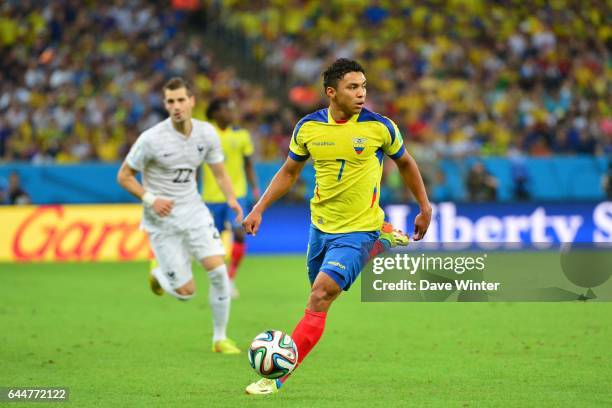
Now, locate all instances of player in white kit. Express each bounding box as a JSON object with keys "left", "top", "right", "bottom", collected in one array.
[{"left": 117, "top": 77, "right": 242, "bottom": 354}]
